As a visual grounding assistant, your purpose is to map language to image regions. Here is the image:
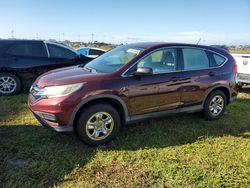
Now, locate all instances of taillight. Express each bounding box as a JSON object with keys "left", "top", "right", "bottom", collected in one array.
[{"left": 233, "top": 64, "right": 238, "bottom": 74}]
